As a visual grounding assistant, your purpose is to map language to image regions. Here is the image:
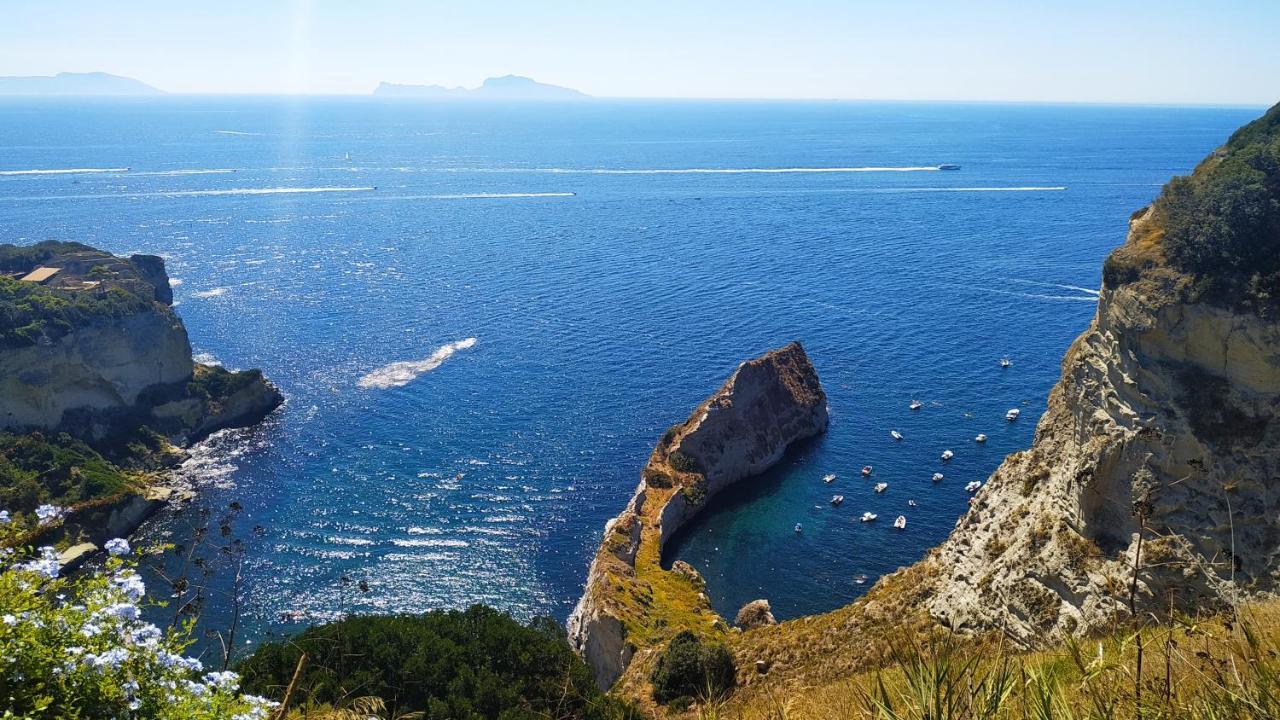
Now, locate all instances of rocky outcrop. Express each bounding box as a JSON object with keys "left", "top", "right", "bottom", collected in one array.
[
  {"left": 924, "top": 208, "right": 1280, "bottom": 644},
  {"left": 735, "top": 600, "right": 777, "bottom": 630},
  {"left": 568, "top": 342, "right": 827, "bottom": 689},
  {"left": 0, "top": 242, "right": 281, "bottom": 443}
]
